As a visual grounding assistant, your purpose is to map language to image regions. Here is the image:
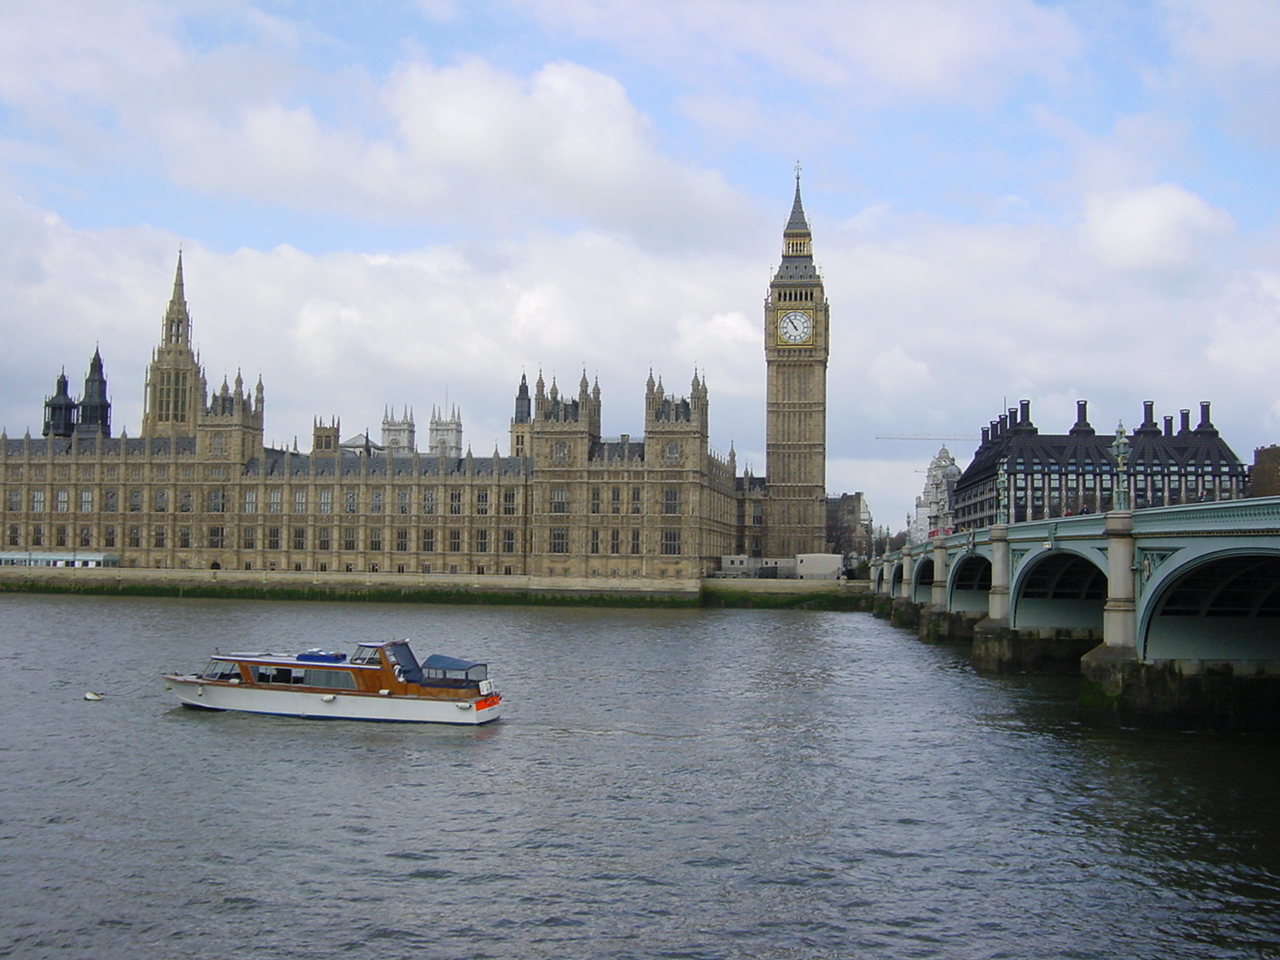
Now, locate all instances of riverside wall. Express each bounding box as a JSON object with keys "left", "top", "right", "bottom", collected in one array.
[{"left": 0, "top": 566, "right": 870, "bottom": 611}]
